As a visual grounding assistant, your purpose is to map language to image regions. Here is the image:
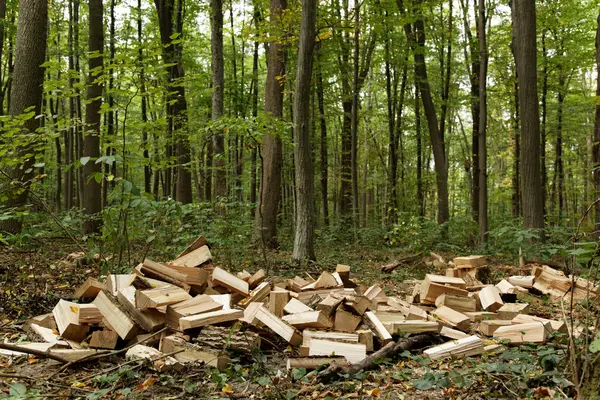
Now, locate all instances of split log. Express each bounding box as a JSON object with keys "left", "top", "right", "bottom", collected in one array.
[
  {"left": 212, "top": 267, "right": 249, "bottom": 295},
  {"left": 73, "top": 278, "right": 106, "bottom": 300},
  {"left": 424, "top": 335, "right": 485, "bottom": 359},
  {"left": 453, "top": 255, "right": 487, "bottom": 269},
  {"left": 248, "top": 269, "right": 266, "bottom": 289},
  {"left": 285, "top": 298, "right": 314, "bottom": 314},
  {"left": 93, "top": 291, "right": 139, "bottom": 340},
  {"left": 165, "top": 295, "right": 222, "bottom": 328},
  {"left": 176, "top": 235, "right": 208, "bottom": 259},
  {"left": 308, "top": 339, "right": 366, "bottom": 363},
  {"left": 169, "top": 245, "right": 212, "bottom": 268},
  {"left": 140, "top": 259, "right": 191, "bottom": 291},
  {"left": 161, "top": 334, "right": 229, "bottom": 370},
  {"left": 125, "top": 344, "right": 183, "bottom": 372},
  {"left": 135, "top": 286, "right": 192, "bottom": 309},
  {"left": 53, "top": 300, "right": 89, "bottom": 341},
  {"left": 179, "top": 309, "right": 244, "bottom": 330},
  {"left": 282, "top": 311, "right": 333, "bottom": 329},
  {"left": 269, "top": 290, "right": 290, "bottom": 317},
  {"left": 378, "top": 253, "right": 422, "bottom": 273},
  {"left": 194, "top": 325, "right": 261, "bottom": 353},
  {"left": 90, "top": 330, "right": 119, "bottom": 349},
  {"left": 117, "top": 286, "right": 166, "bottom": 332},
  {"left": 317, "top": 334, "right": 439, "bottom": 382}
]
